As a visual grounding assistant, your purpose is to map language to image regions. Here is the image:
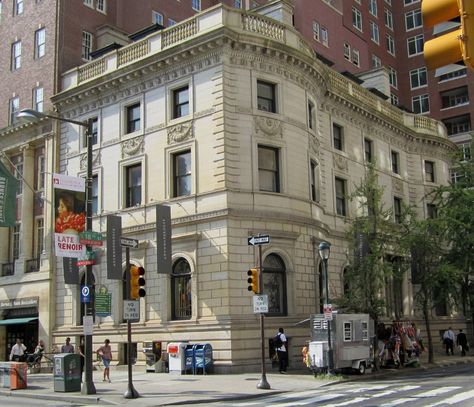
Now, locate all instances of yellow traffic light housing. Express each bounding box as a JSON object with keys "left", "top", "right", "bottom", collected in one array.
[
  {"left": 130, "top": 265, "right": 146, "bottom": 300},
  {"left": 247, "top": 268, "right": 259, "bottom": 294},
  {"left": 423, "top": 0, "right": 474, "bottom": 70}
]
